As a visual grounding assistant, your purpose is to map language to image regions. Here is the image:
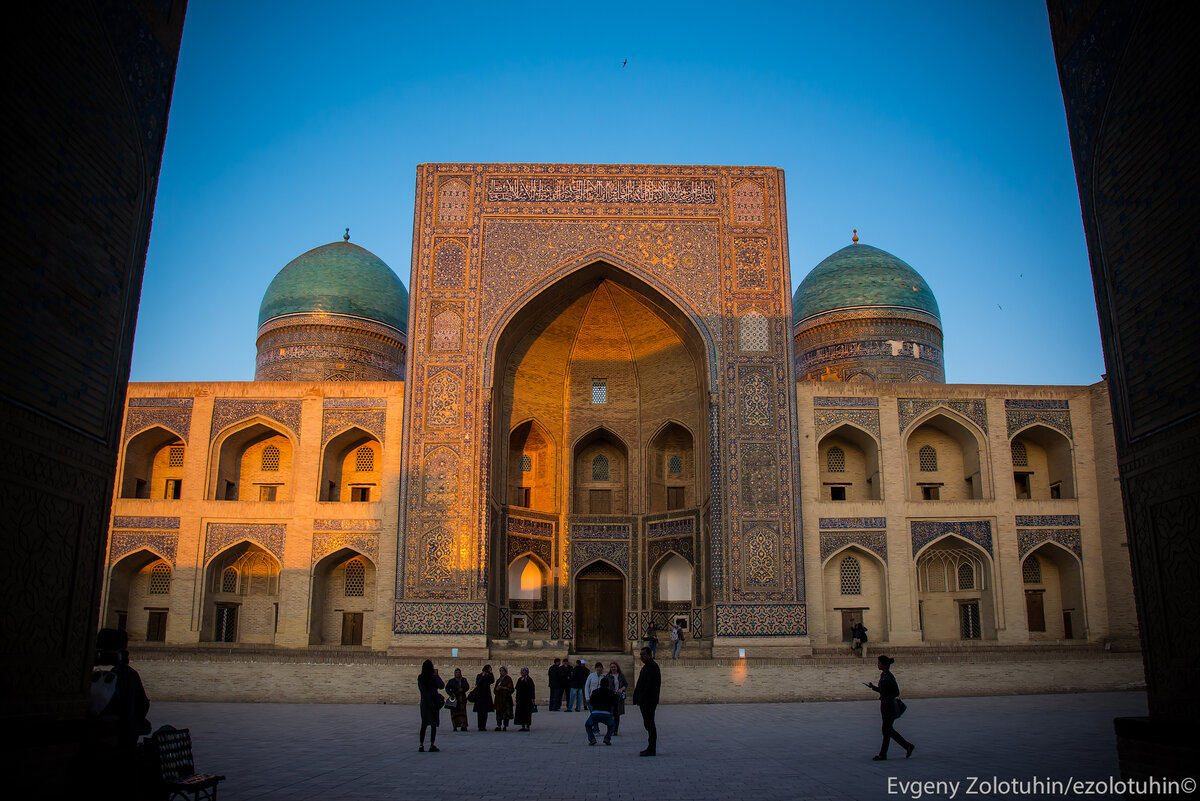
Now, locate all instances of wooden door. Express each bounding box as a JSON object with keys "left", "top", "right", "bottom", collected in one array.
[
  {"left": 342, "top": 612, "right": 363, "bottom": 645},
  {"left": 1025, "top": 590, "right": 1046, "bottom": 632},
  {"left": 575, "top": 563, "right": 625, "bottom": 651}
]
